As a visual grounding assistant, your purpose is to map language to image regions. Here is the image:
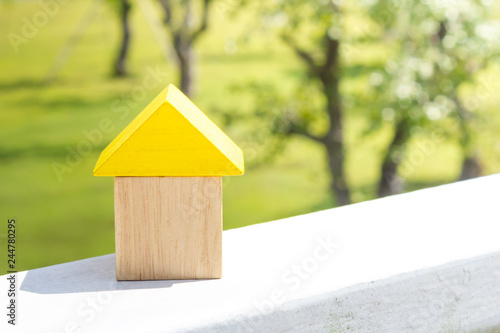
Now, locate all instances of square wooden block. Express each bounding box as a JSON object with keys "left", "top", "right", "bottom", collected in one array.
[{"left": 114, "top": 176, "right": 222, "bottom": 280}]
